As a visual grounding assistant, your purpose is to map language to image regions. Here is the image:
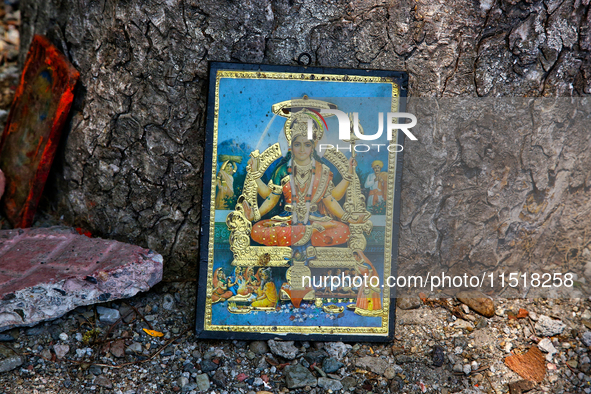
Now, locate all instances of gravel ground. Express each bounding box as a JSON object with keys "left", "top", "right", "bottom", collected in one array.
[{"left": 0, "top": 281, "right": 590, "bottom": 393}]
